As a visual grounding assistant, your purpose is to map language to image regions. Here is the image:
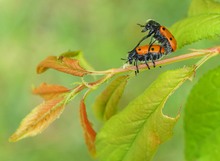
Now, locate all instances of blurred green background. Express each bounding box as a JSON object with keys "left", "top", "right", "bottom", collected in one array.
[{"left": 2, "top": 0, "right": 220, "bottom": 161}]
